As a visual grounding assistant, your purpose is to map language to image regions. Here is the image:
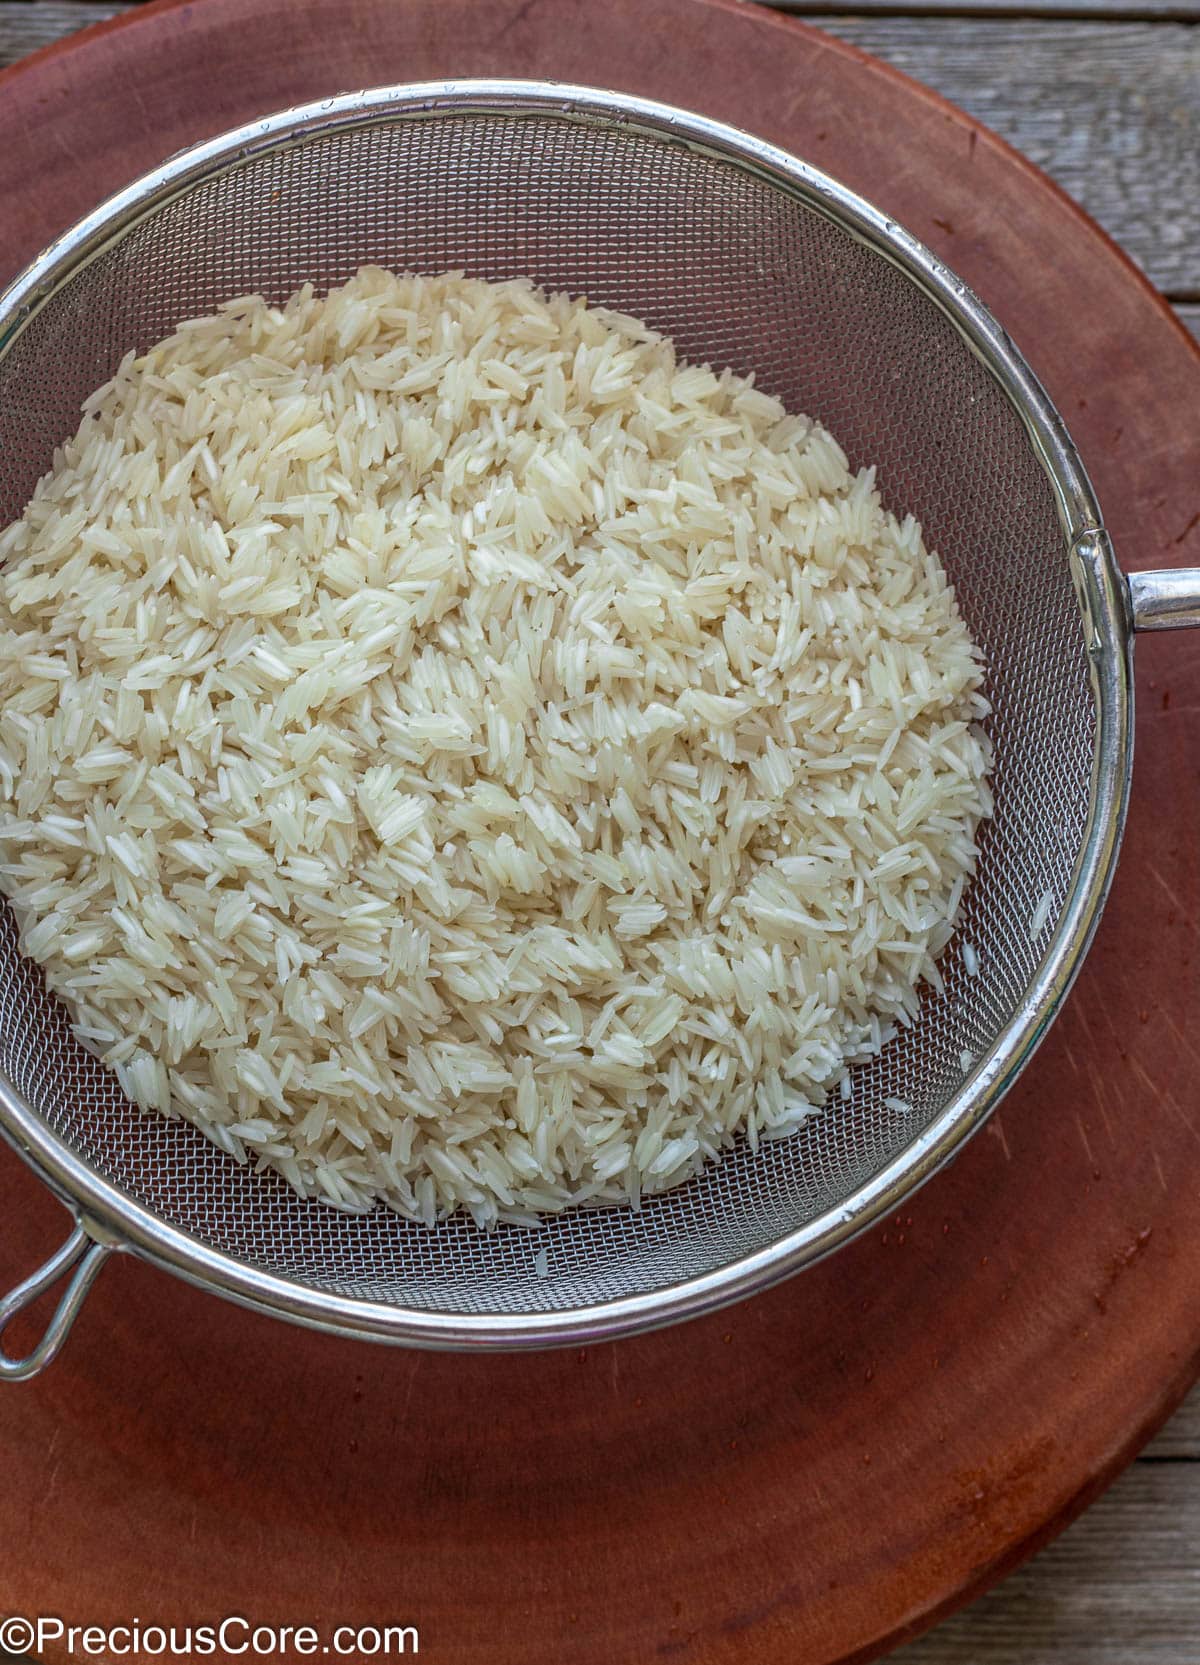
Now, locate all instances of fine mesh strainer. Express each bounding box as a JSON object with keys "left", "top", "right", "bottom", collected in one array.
[{"left": 0, "top": 81, "right": 1194, "bottom": 1378}]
